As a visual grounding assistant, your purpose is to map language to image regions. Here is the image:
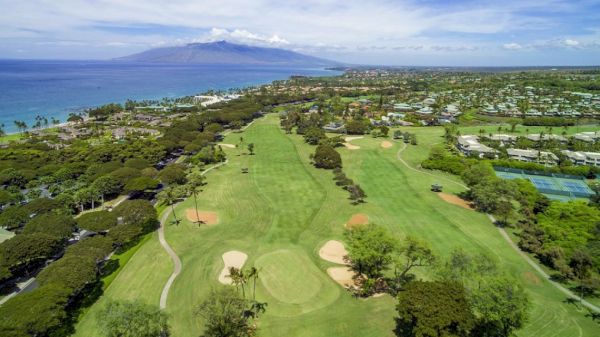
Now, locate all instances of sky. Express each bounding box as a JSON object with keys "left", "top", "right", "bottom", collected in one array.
[{"left": 1, "top": 0, "right": 599, "bottom": 66}]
